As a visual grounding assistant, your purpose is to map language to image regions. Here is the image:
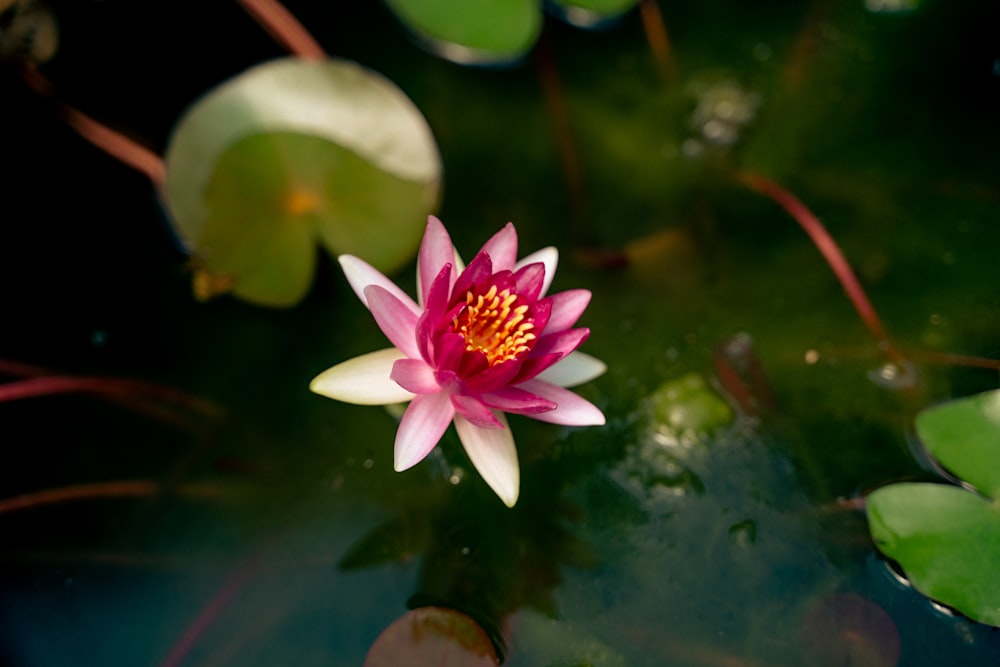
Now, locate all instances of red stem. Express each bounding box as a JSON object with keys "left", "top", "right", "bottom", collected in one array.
[
  {"left": 159, "top": 550, "right": 267, "bottom": 667},
  {"left": 736, "top": 171, "right": 905, "bottom": 364},
  {"left": 21, "top": 65, "right": 166, "bottom": 188},
  {"left": 0, "top": 480, "right": 226, "bottom": 515},
  {"left": 639, "top": 0, "right": 677, "bottom": 84},
  {"left": 235, "top": 0, "right": 326, "bottom": 60}
]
